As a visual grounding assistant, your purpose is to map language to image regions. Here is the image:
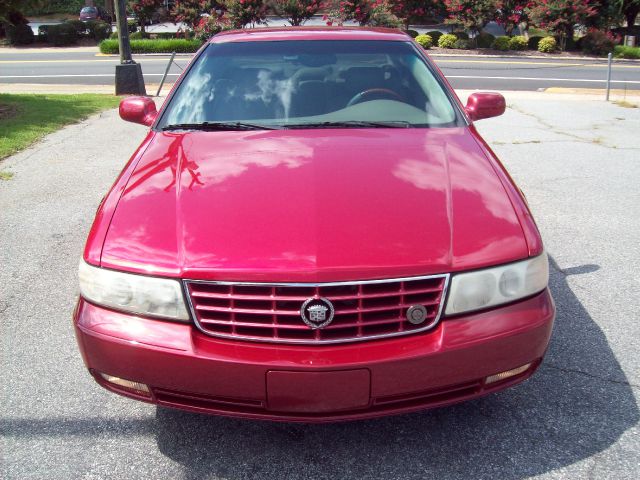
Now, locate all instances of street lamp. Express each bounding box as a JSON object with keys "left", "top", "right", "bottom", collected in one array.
[{"left": 114, "top": 0, "right": 146, "bottom": 95}]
